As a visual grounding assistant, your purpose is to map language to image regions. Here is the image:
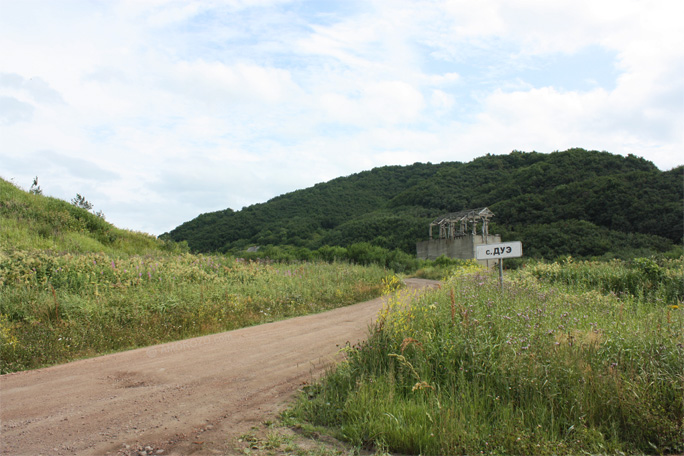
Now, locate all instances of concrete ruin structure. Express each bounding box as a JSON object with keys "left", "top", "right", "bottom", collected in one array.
[{"left": 416, "top": 207, "right": 501, "bottom": 264}]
